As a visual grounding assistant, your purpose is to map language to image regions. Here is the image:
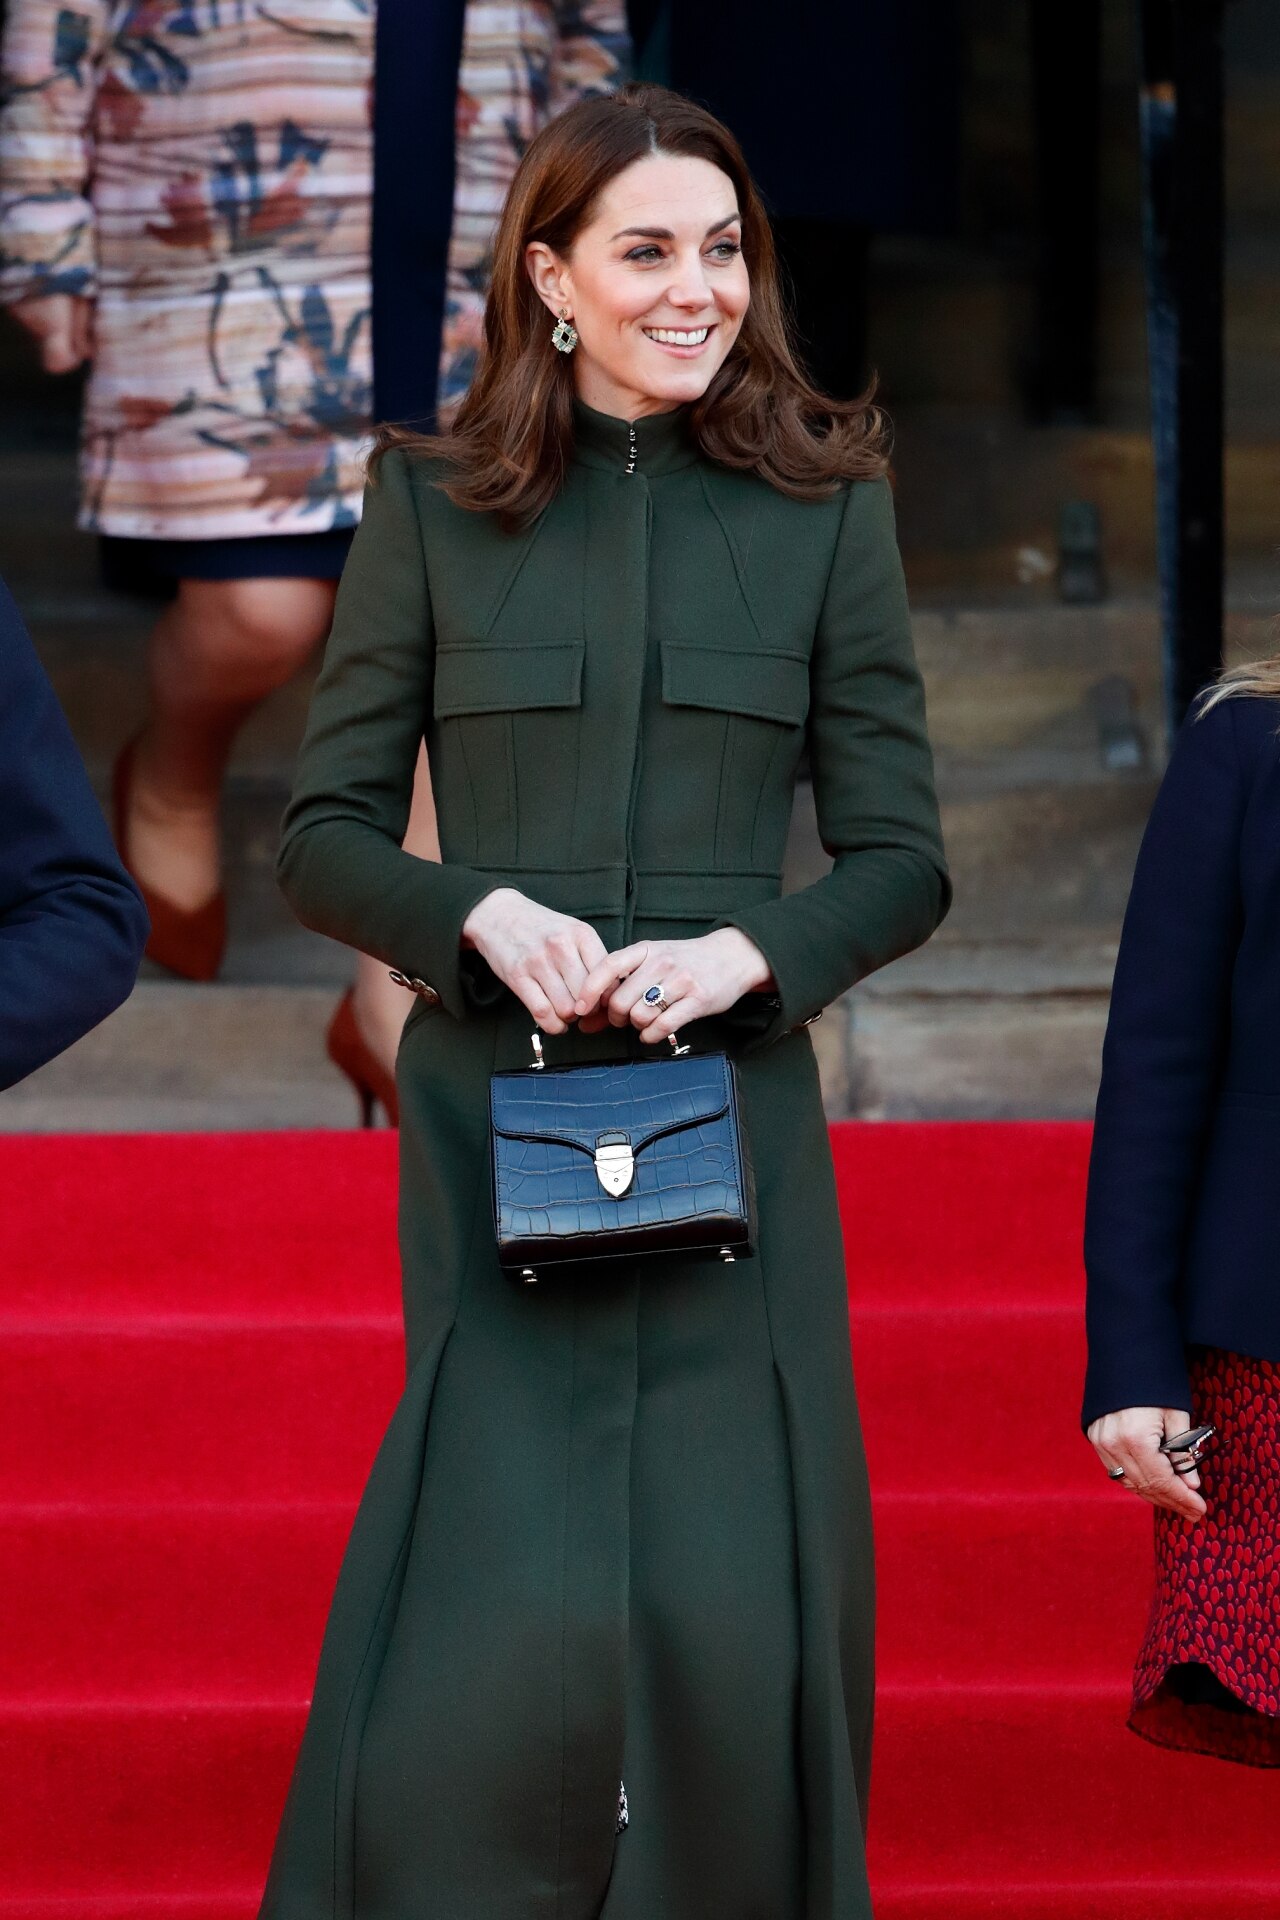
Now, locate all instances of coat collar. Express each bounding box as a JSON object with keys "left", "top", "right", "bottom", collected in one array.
[{"left": 570, "top": 395, "right": 700, "bottom": 475}]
